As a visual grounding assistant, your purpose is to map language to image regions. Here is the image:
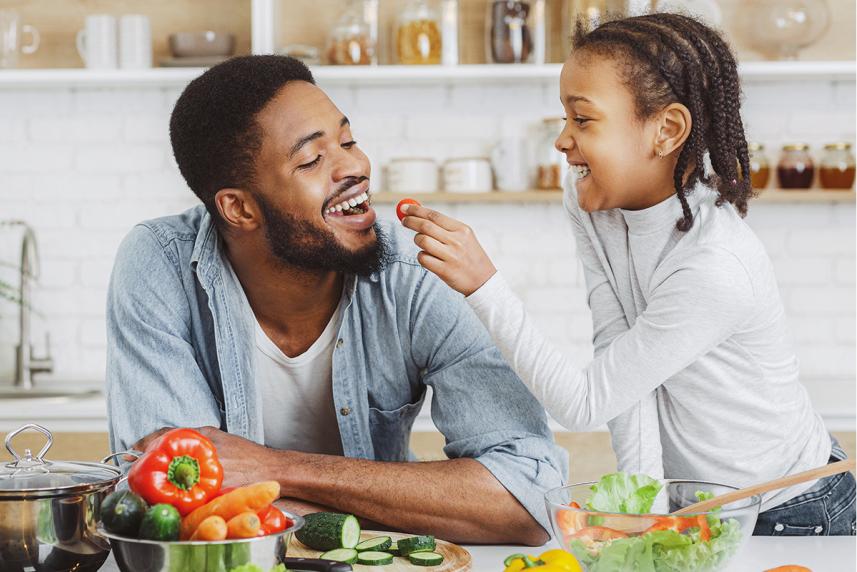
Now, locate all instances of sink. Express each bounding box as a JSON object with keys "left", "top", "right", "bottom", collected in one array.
[{"left": 0, "top": 388, "right": 102, "bottom": 400}]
